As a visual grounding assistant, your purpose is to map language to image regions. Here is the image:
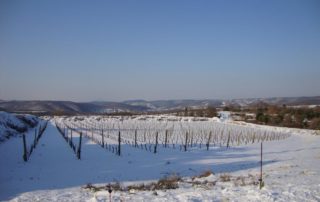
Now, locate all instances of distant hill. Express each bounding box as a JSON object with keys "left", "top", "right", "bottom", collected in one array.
[
  {"left": 0, "top": 101, "right": 148, "bottom": 115},
  {"left": 224, "top": 96, "right": 320, "bottom": 107},
  {"left": 0, "top": 96, "right": 319, "bottom": 115}
]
